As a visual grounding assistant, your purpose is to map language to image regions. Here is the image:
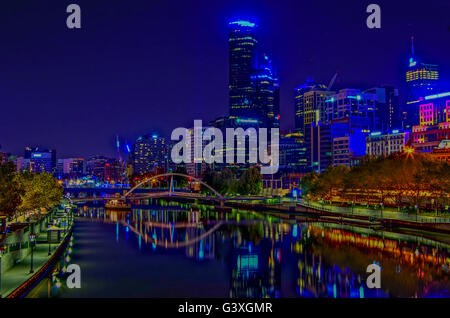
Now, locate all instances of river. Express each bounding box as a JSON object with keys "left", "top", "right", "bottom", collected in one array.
[{"left": 27, "top": 200, "right": 450, "bottom": 298}]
